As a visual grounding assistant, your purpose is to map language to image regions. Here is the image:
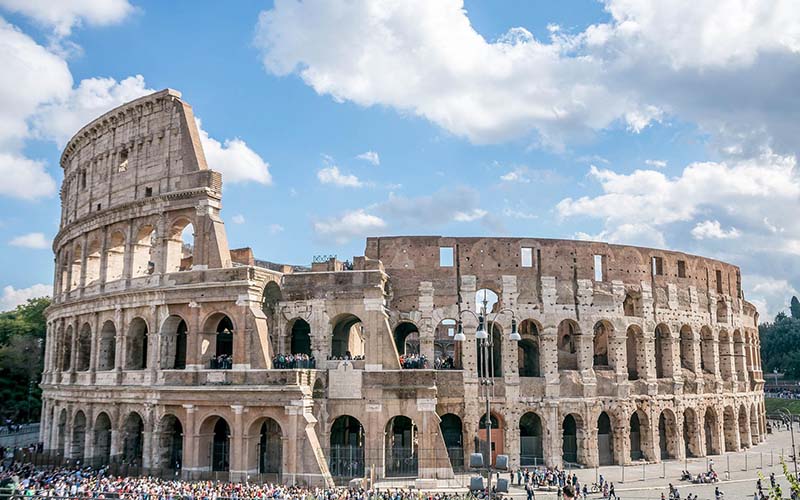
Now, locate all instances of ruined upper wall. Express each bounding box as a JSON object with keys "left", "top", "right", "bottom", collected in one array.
[{"left": 58, "top": 89, "right": 219, "bottom": 231}]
